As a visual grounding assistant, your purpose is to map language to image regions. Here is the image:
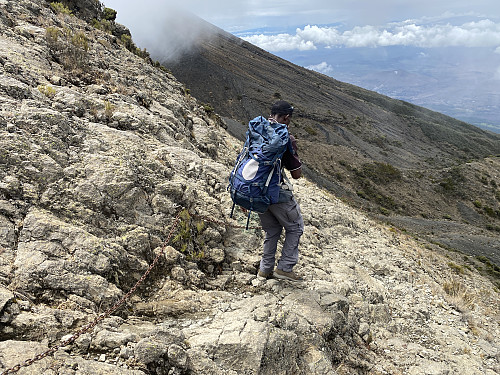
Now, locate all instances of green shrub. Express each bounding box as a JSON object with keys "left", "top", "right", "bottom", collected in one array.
[
  {"left": 120, "top": 34, "right": 135, "bottom": 51},
  {"left": 135, "top": 47, "right": 151, "bottom": 59},
  {"left": 356, "top": 180, "right": 398, "bottom": 210},
  {"left": 483, "top": 206, "right": 500, "bottom": 218},
  {"left": 476, "top": 256, "right": 500, "bottom": 278},
  {"left": 356, "top": 162, "right": 402, "bottom": 184},
  {"left": 92, "top": 18, "right": 113, "bottom": 33},
  {"left": 203, "top": 104, "right": 214, "bottom": 115},
  {"left": 102, "top": 7, "right": 117, "bottom": 21},
  {"left": 120, "top": 34, "right": 151, "bottom": 61},
  {"left": 50, "top": 2, "right": 72, "bottom": 15}
]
